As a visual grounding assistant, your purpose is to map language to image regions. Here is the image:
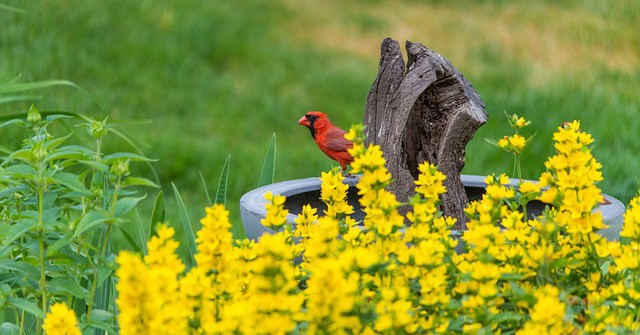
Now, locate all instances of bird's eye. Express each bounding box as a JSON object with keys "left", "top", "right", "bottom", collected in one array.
[{"left": 307, "top": 115, "right": 317, "bottom": 122}]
